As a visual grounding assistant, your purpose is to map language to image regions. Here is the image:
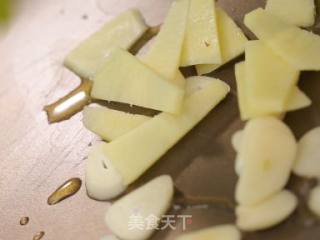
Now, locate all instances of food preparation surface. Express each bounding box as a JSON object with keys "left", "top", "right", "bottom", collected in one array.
[{"left": 1, "top": 0, "right": 320, "bottom": 239}]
